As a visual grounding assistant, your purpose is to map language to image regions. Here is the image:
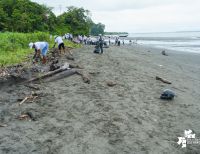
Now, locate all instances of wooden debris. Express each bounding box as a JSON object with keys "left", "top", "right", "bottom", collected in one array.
[
  {"left": 89, "top": 71, "right": 100, "bottom": 76},
  {"left": 82, "top": 75, "right": 90, "bottom": 84},
  {"left": 0, "top": 70, "right": 9, "bottom": 77},
  {"left": 24, "top": 84, "right": 40, "bottom": 90},
  {"left": 50, "top": 64, "right": 60, "bottom": 71},
  {"left": 19, "top": 97, "right": 29, "bottom": 105},
  {"left": 69, "top": 64, "right": 84, "bottom": 69},
  {"left": 0, "top": 124, "right": 8, "bottom": 127},
  {"left": 27, "top": 65, "right": 70, "bottom": 82},
  {"left": 25, "top": 62, "right": 87, "bottom": 83},
  {"left": 17, "top": 112, "right": 36, "bottom": 121},
  {"left": 44, "top": 69, "right": 77, "bottom": 82},
  {"left": 156, "top": 76, "right": 172, "bottom": 84},
  {"left": 19, "top": 94, "right": 38, "bottom": 105},
  {"left": 76, "top": 71, "right": 90, "bottom": 84},
  {"left": 106, "top": 81, "right": 117, "bottom": 87},
  {"left": 18, "top": 114, "right": 30, "bottom": 120},
  {"left": 66, "top": 55, "right": 75, "bottom": 61},
  {"left": 49, "top": 59, "right": 60, "bottom": 71}
]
